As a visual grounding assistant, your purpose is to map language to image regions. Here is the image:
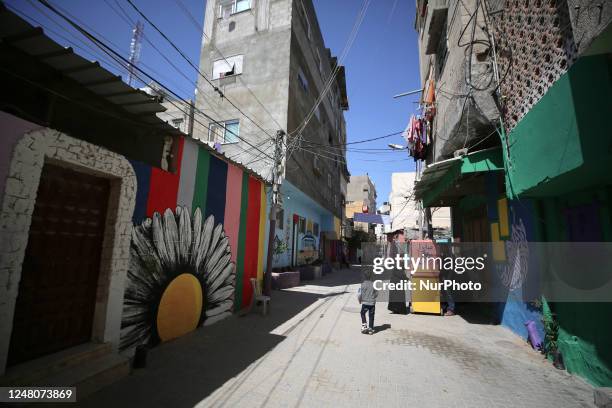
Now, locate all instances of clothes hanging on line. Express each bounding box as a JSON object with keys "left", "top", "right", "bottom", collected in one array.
[{"left": 404, "top": 115, "right": 430, "bottom": 162}]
